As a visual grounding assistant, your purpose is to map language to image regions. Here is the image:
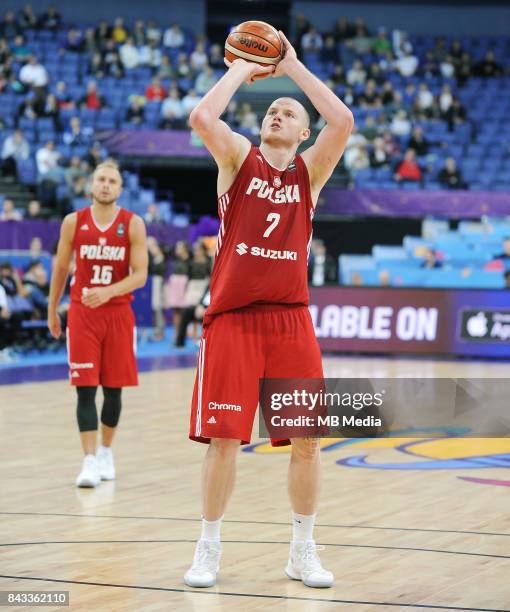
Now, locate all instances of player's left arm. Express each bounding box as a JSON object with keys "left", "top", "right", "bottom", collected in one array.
[
  {"left": 81, "top": 215, "right": 148, "bottom": 309},
  {"left": 275, "top": 31, "right": 354, "bottom": 201}
]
